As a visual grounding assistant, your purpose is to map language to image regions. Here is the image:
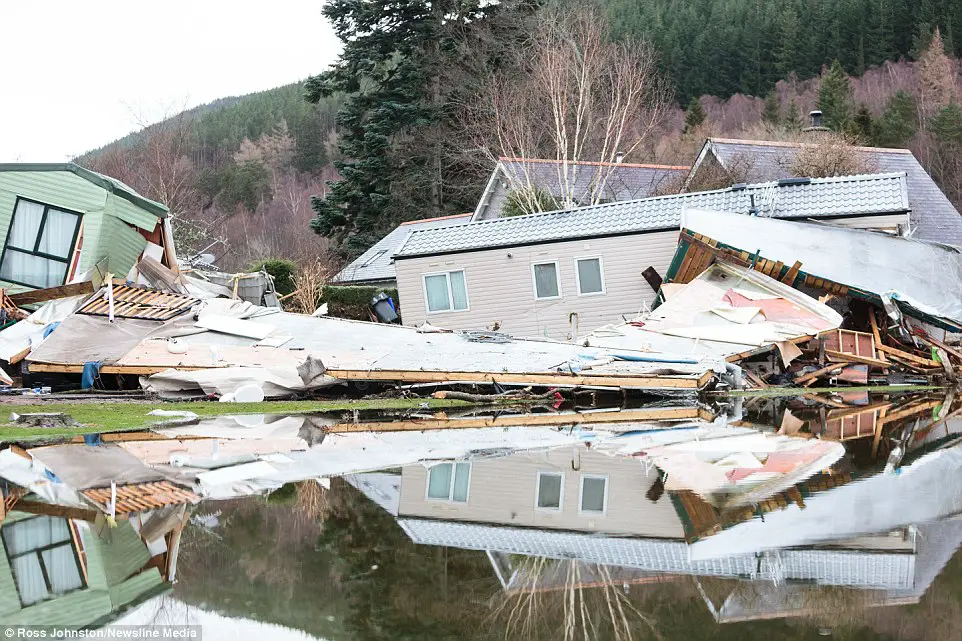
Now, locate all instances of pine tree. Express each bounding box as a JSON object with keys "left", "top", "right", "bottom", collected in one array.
[
  {"left": 786, "top": 99, "right": 803, "bottom": 131},
  {"left": 930, "top": 101, "right": 962, "bottom": 143},
  {"left": 683, "top": 97, "right": 707, "bottom": 134},
  {"left": 817, "top": 60, "right": 855, "bottom": 131},
  {"left": 306, "top": 0, "right": 533, "bottom": 256},
  {"left": 762, "top": 91, "right": 781, "bottom": 127},
  {"left": 875, "top": 90, "right": 918, "bottom": 147},
  {"left": 848, "top": 104, "right": 875, "bottom": 142}
]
